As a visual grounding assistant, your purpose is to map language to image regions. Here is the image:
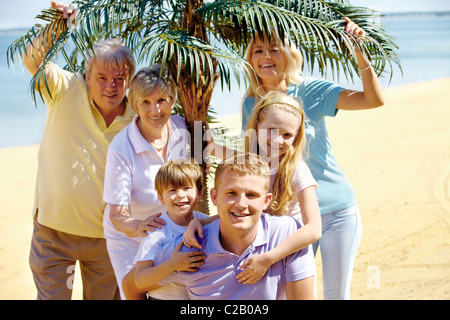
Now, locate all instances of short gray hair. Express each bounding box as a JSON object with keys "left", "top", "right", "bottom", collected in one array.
[
  {"left": 84, "top": 39, "right": 136, "bottom": 81},
  {"left": 128, "top": 64, "right": 178, "bottom": 114}
]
